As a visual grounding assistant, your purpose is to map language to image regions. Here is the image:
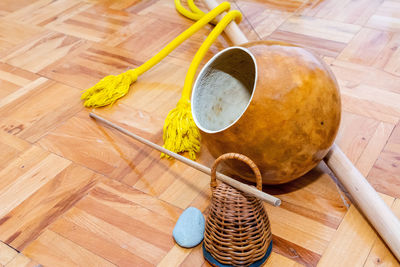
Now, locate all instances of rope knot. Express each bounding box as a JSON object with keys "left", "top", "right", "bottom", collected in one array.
[
  {"left": 176, "top": 98, "right": 191, "bottom": 108},
  {"left": 125, "top": 69, "right": 138, "bottom": 83}
]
